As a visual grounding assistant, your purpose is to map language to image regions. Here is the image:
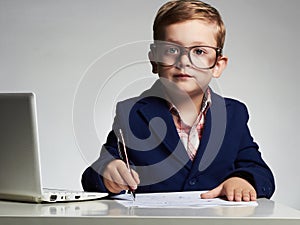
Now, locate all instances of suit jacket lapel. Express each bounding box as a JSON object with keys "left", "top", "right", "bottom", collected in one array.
[
  {"left": 138, "top": 96, "right": 192, "bottom": 167},
  {"left": 190, "top": 91, "right": 228, "bottom": 177}
]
